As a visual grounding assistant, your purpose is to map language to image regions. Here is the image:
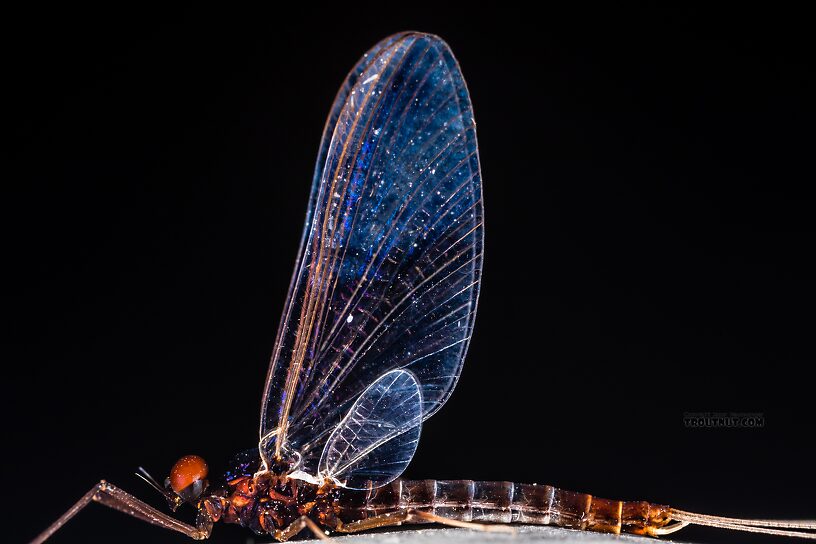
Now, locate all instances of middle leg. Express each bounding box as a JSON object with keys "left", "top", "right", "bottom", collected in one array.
[{"left": 275, "top": 516, "right": 329, "bottom": 542}]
